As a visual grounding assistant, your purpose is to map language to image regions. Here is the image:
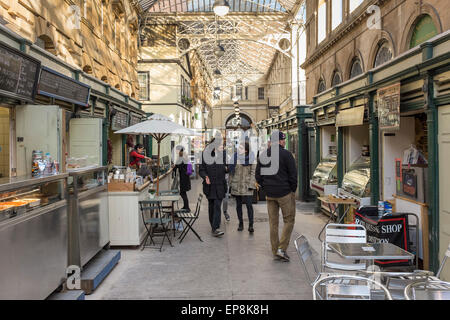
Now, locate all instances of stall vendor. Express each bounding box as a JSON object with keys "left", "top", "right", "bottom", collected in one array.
[{"left": 129, "top": 144, "right": 151, "bottom": 169}]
